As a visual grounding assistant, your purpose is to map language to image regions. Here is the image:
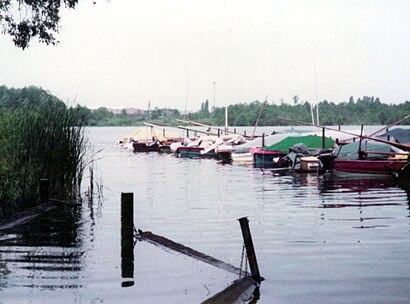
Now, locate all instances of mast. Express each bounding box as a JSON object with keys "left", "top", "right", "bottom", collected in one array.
[
  {"left": 310, "top": 102, "right": 315, "bottom": 125},
  {"left": 225, "top": 106, "right": 228, "bottom": 134},
  {"left": 184, "top": 74, "right": 190, "bottom": 118},
  {"left": 251, "top": 95, "right": 268, "bottom": 140},
  {"left": 314, "top": 56, "right": 319, "bottom": 126}
]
